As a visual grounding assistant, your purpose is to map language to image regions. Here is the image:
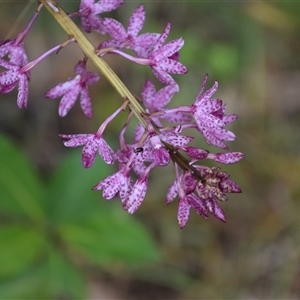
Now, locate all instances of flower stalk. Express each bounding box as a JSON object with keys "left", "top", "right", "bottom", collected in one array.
[{"left": 0, "top": 0, "right": 244, "bottom": 226}]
